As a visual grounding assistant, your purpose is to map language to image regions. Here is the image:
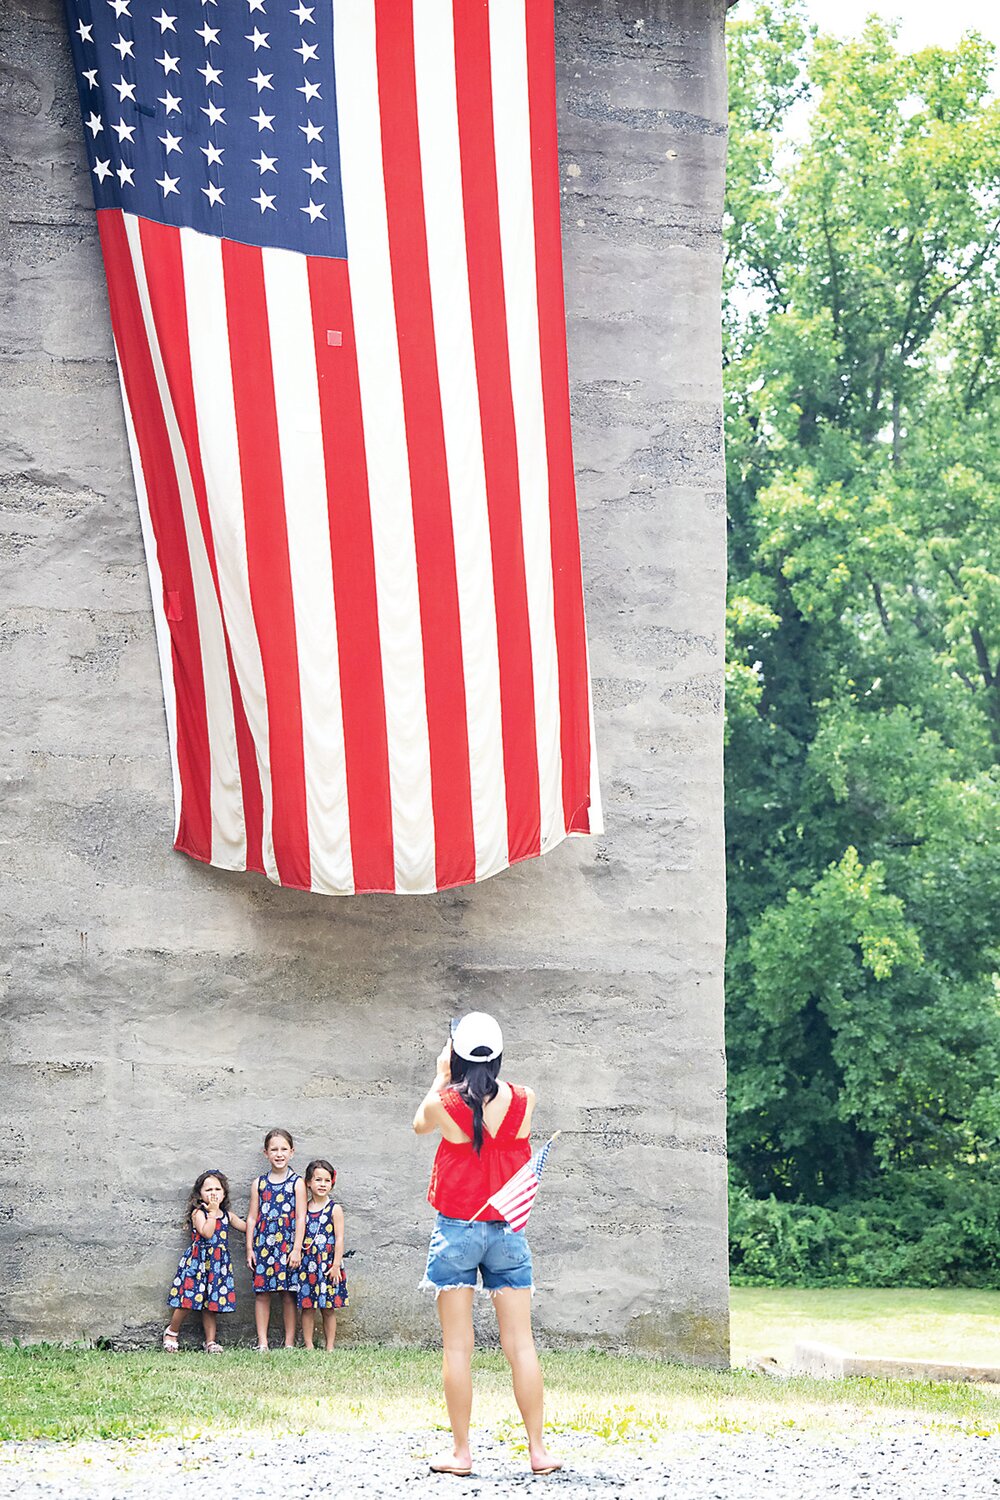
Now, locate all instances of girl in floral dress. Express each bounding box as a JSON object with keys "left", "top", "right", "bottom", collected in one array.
[
  {"left": 246, "top": 1127, "right": 306, "bottom": 1350},
  {"left": 163, "top": 1170, "right": 245, "bottom": 1353},
  {"left": 297, "top": 1159, "right": 348, "bottom": 1350}
]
